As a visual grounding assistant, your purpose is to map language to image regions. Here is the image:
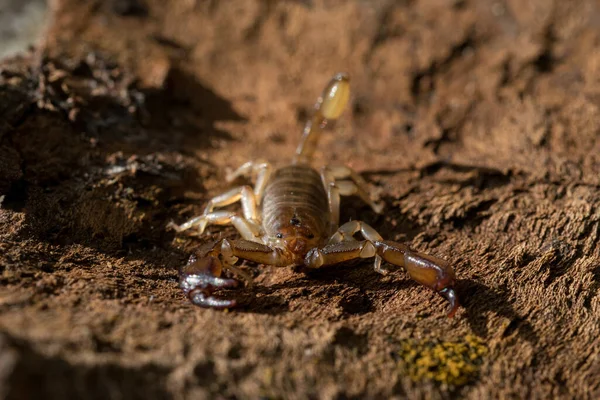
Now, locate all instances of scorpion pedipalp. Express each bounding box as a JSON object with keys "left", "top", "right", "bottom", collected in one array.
[{"left": 179, "top": 254, "right": 240, "bottom": 309}]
